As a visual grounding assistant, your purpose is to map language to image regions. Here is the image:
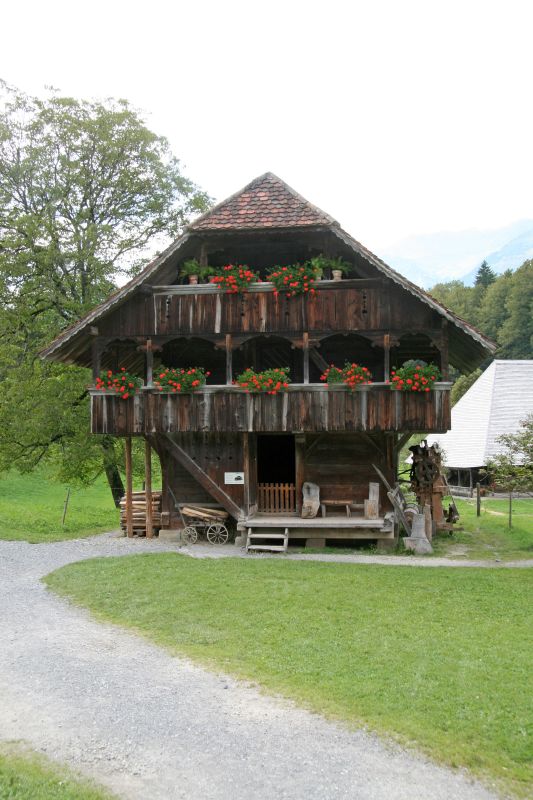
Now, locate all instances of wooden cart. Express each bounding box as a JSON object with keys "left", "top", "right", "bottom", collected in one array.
[{"left": 178, "top": 504, "right": 230, "bottom": 544}]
